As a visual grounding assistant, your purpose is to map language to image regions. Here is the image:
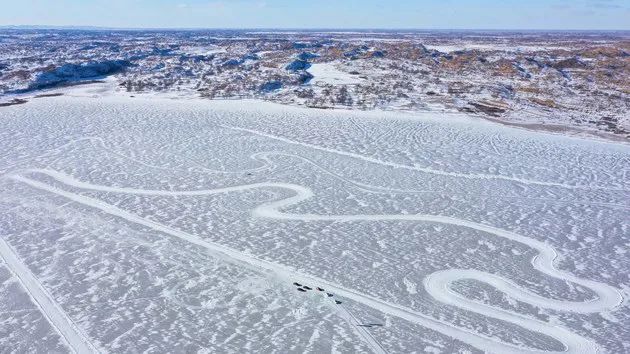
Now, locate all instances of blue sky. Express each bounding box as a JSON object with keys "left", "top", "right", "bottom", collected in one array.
[{"left": 3, "top": 0, "right": 629, "bottom": 30}]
